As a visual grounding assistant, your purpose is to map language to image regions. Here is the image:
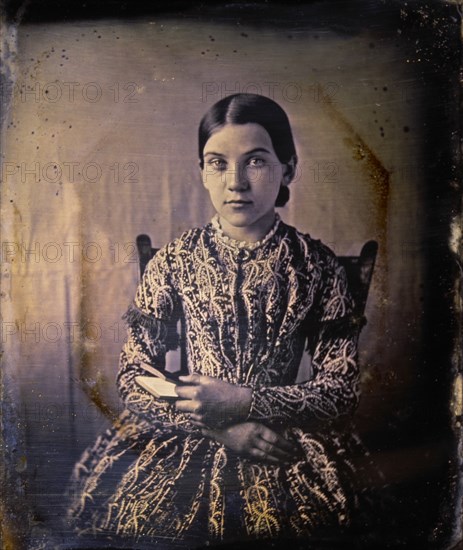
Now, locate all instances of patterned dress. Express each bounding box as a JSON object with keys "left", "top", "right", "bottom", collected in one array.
[{"left": 66, "top": 215, "right": 363, "bottom": 548}]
